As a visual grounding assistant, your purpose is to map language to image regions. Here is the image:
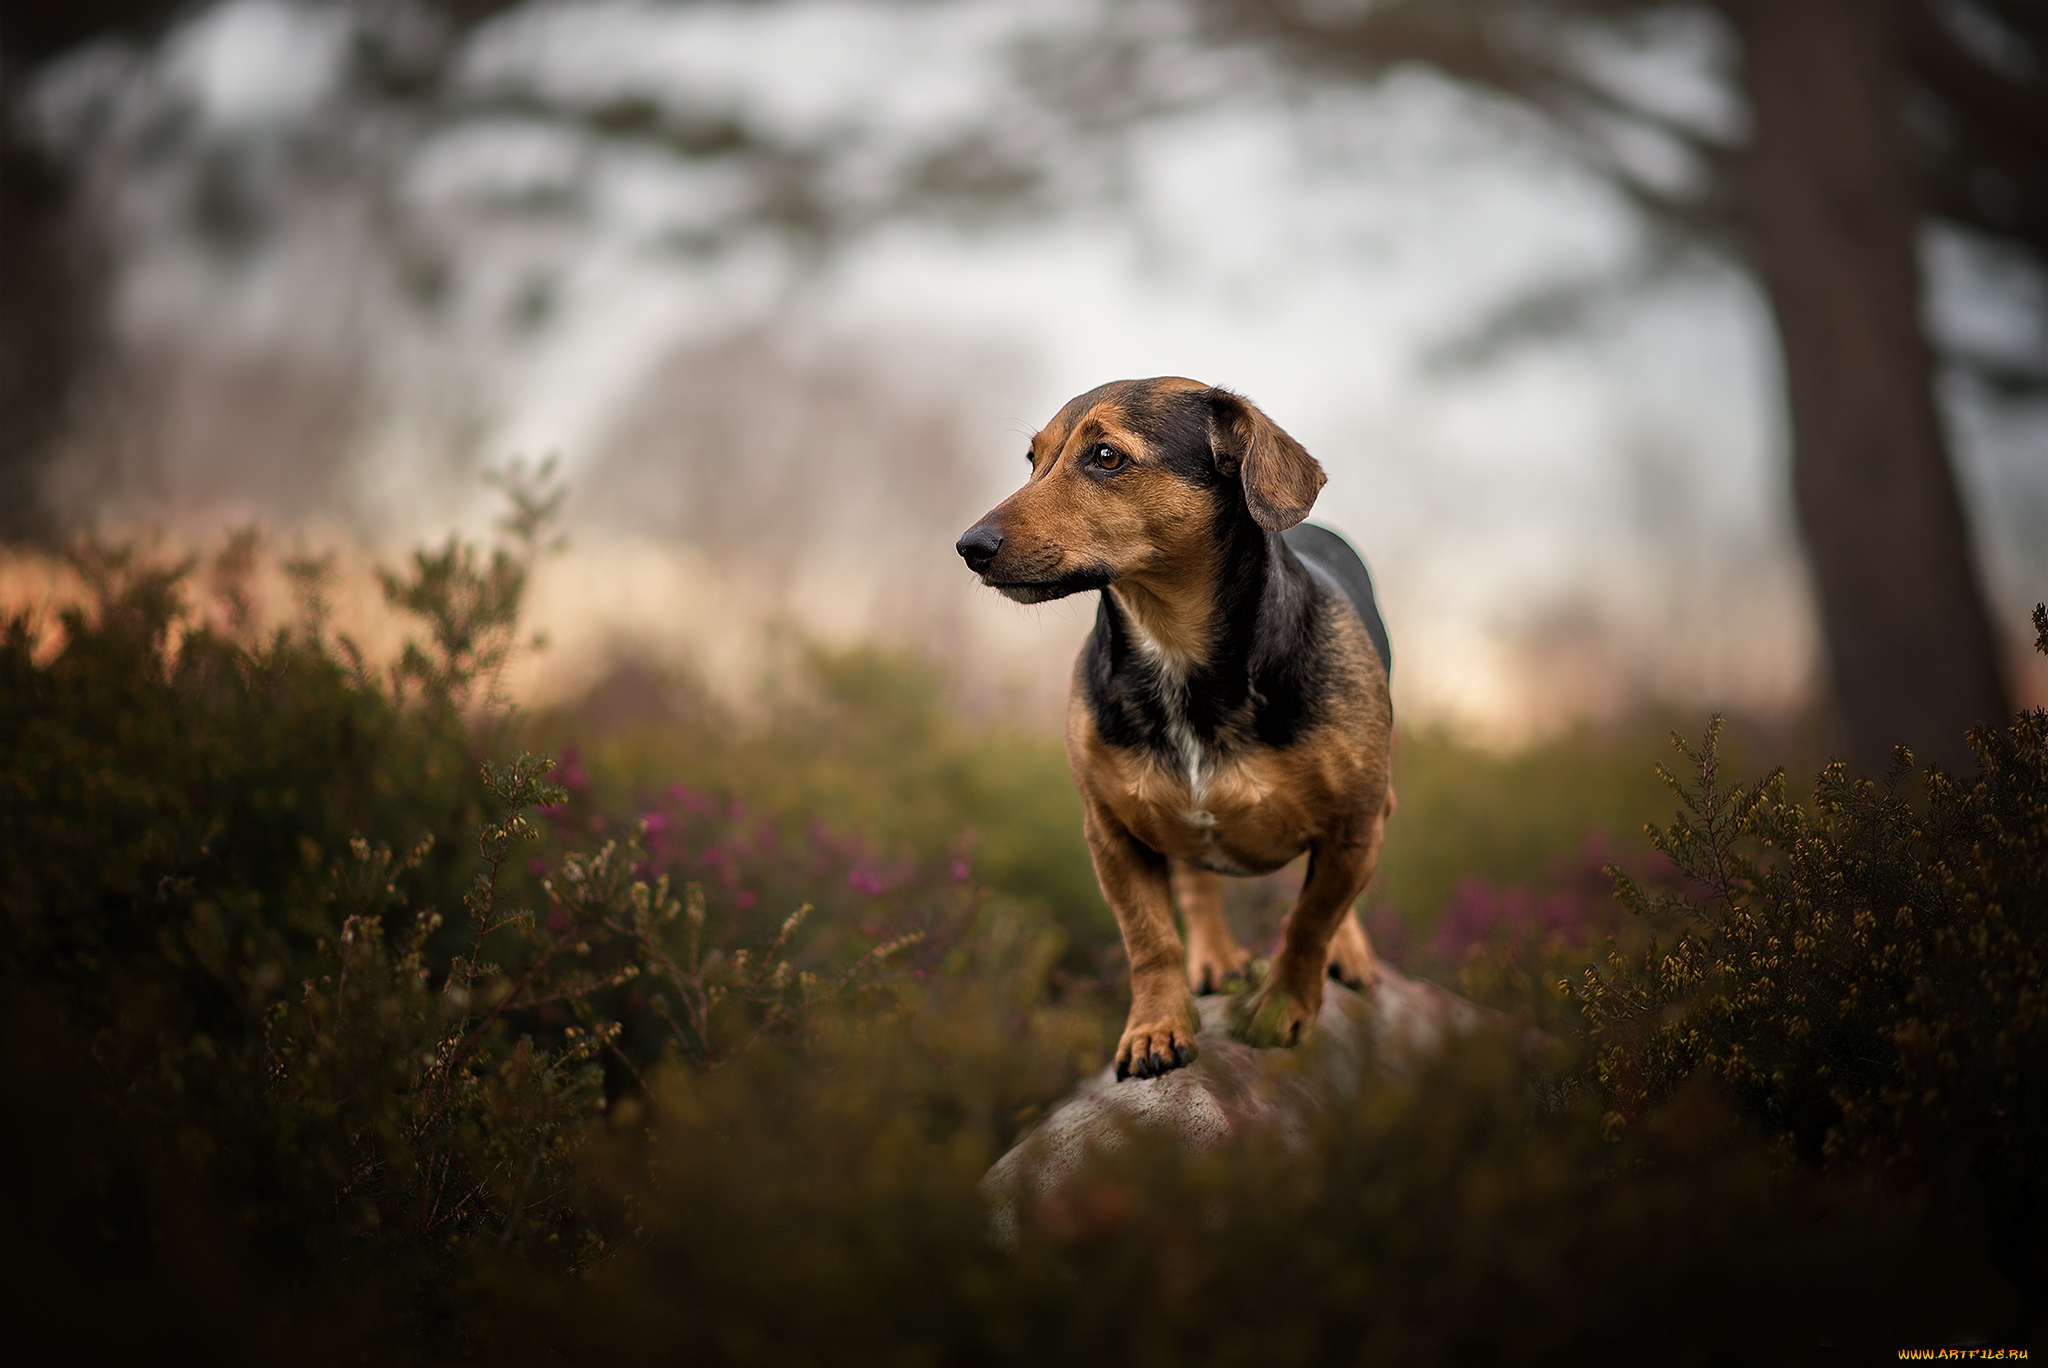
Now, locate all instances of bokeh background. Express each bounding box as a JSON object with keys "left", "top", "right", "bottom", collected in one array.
[{"left": 6, "top": 0, "right": 2042, "bottom": 749}]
